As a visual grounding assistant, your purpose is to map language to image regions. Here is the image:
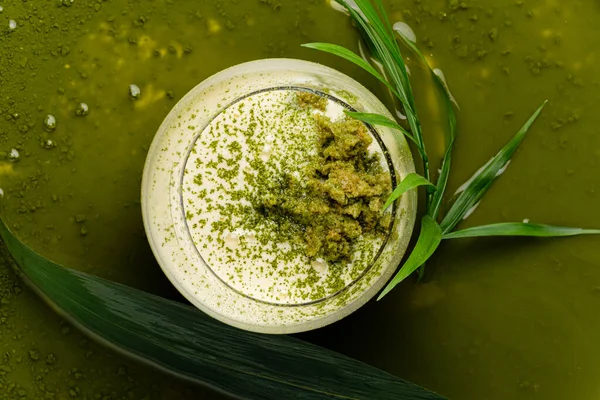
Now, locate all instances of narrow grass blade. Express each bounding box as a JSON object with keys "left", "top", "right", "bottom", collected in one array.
[
  {"left": 338, "top": 0, "right": 417, "bottom": 126},
  {"left": 443, "top": 222, "right": 600, "bottom": 240},
  {"left": 440, "top": 101, "right": 547, "bottom": 233},
  {"left": 428, "top": 99, "right": 457, "bottom": 219},
  {"left": 392, "top": 17, "right": 457, "bottom": 108},
  {"left": 428, "top": 140, "right": 454, "bottom": 219},
  {"left": 373, "top": 0, "right": 394, "bottom": 37},
  {"left": 392, "top": 19, "right": 462, "bottom": 110},
  {"left": 302, "top": 43, "right": 400, "bottom": 98},
  {"left": 432, "top": 69, "right": 460, "bottom": 110},
  {"left": 378, "top": 216, "right": 442, "bottom": 300},
  {"left": 351, "top": 0, "right": 404, "bottom": 71},
  {"left": 331, "top": 0, "right": 429, "bottom": 188},
  {"left": 384, "top": 173, "right": 435, "bottom": 211},
  {"left": 392, "top": 21, "right": 425, "bottom": 63},
  {"left": 345, "top": 111, "right": 417, "bottom": 145},
  {"left": 391, "top": 21, "right": 459, "bottom": 220},
  {"left": 0, "top": 218, "right": 446, "bottom": 400}
]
